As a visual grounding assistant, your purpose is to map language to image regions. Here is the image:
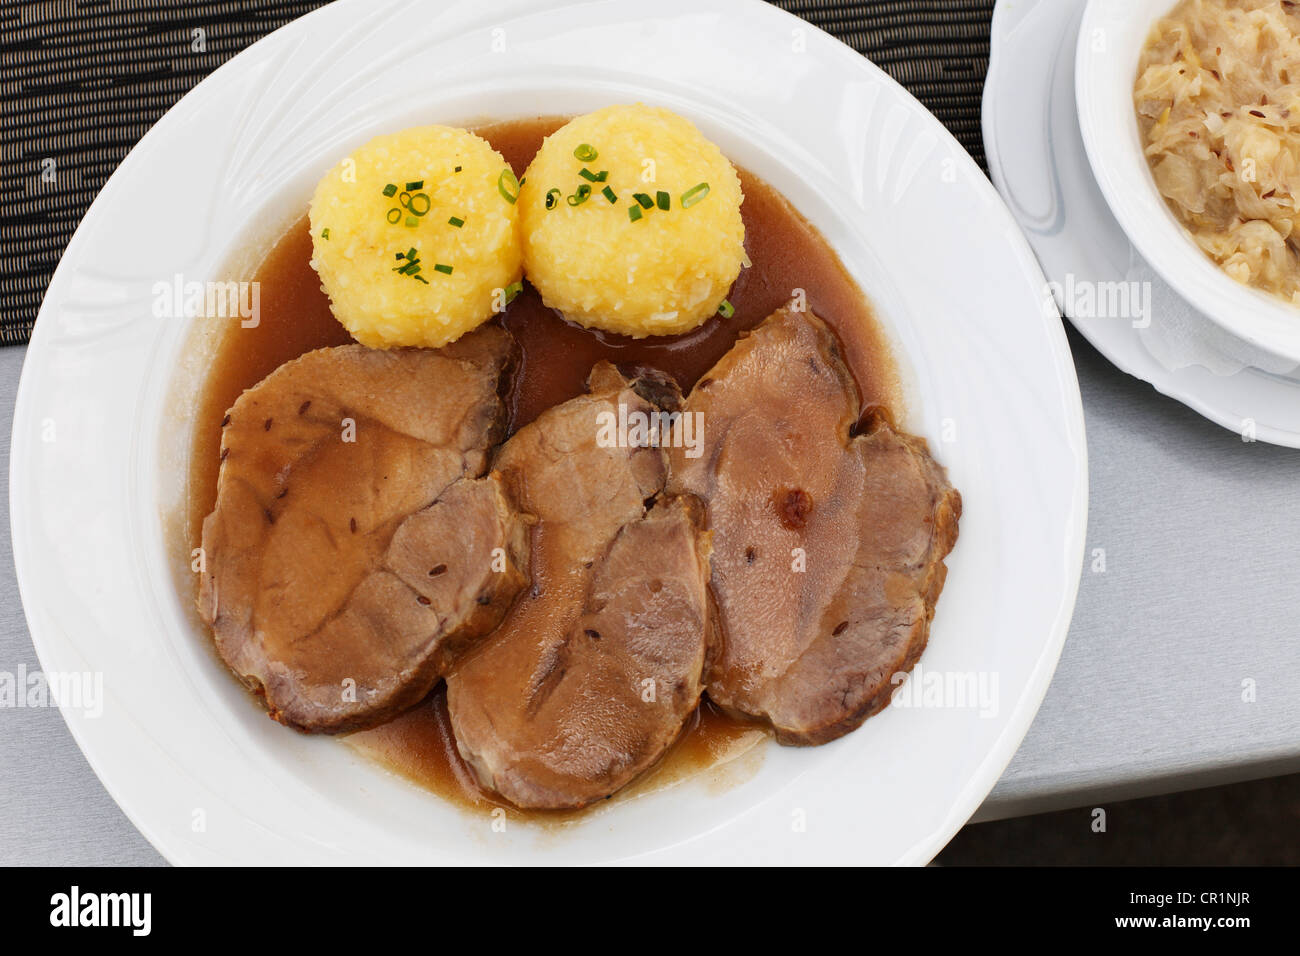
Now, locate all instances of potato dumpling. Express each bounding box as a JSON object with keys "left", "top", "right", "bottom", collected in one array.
[
  {"left": 519, "top": 104, "right": 745, "bottom": 338},
  {"left": 309, "top": 126, "right": 523, "bottom": 349}
]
